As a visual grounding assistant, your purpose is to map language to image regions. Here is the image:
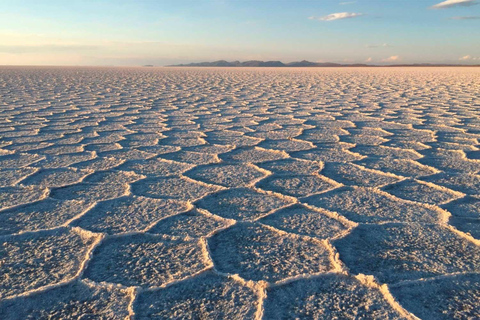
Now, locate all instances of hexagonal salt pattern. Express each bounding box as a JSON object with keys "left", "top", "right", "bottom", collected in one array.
[{"left": 1, "top": 66, "right": 479, "bottom": 318}]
